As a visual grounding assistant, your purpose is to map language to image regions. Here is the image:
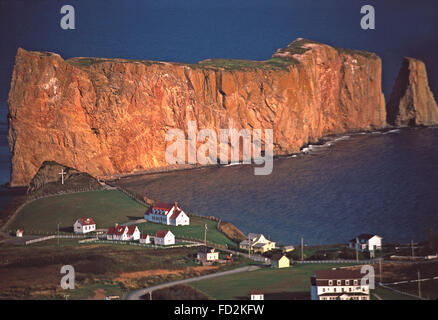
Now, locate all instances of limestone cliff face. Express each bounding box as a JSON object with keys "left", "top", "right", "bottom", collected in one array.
[
  {"left": 387, "top": 57, "right": 438, "bottom": 126},
  {"left": 8, "top": 39, "right": 387, "bottom": 186}
]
